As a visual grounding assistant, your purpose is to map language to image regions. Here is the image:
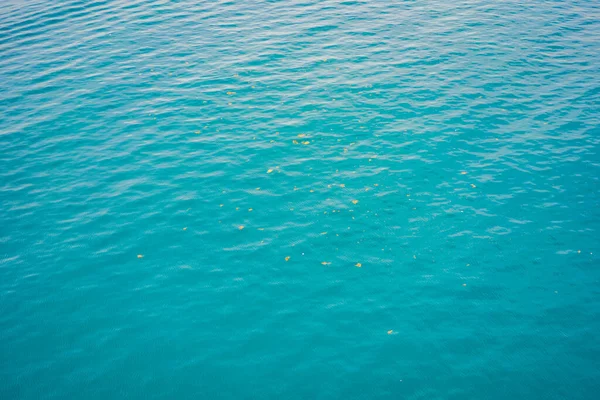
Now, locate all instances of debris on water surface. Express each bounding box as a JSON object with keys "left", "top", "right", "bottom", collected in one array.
[
  {"left": 137, "top": 254, "right": 144, "bottom": 259},
  {"left": 238, "top": 225, "right": 245, "bottom": 230},
  {"left": 285, "top": 256, "right": 290, "bottom": 262},
  {"left": 387, "top": 330, "right": 393, "bottom": 335},
  {"left": 355, "top": 263, "right": 362, "bottom": 268},
  {"left": 267, "top": 169, "right": 273, "bottom": 173},
  {"left": 321, "top": 262, "right": 331, "bottom": 265},
  {"left": 351, "top": 200, "right": 359, "bottom": 204}
]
